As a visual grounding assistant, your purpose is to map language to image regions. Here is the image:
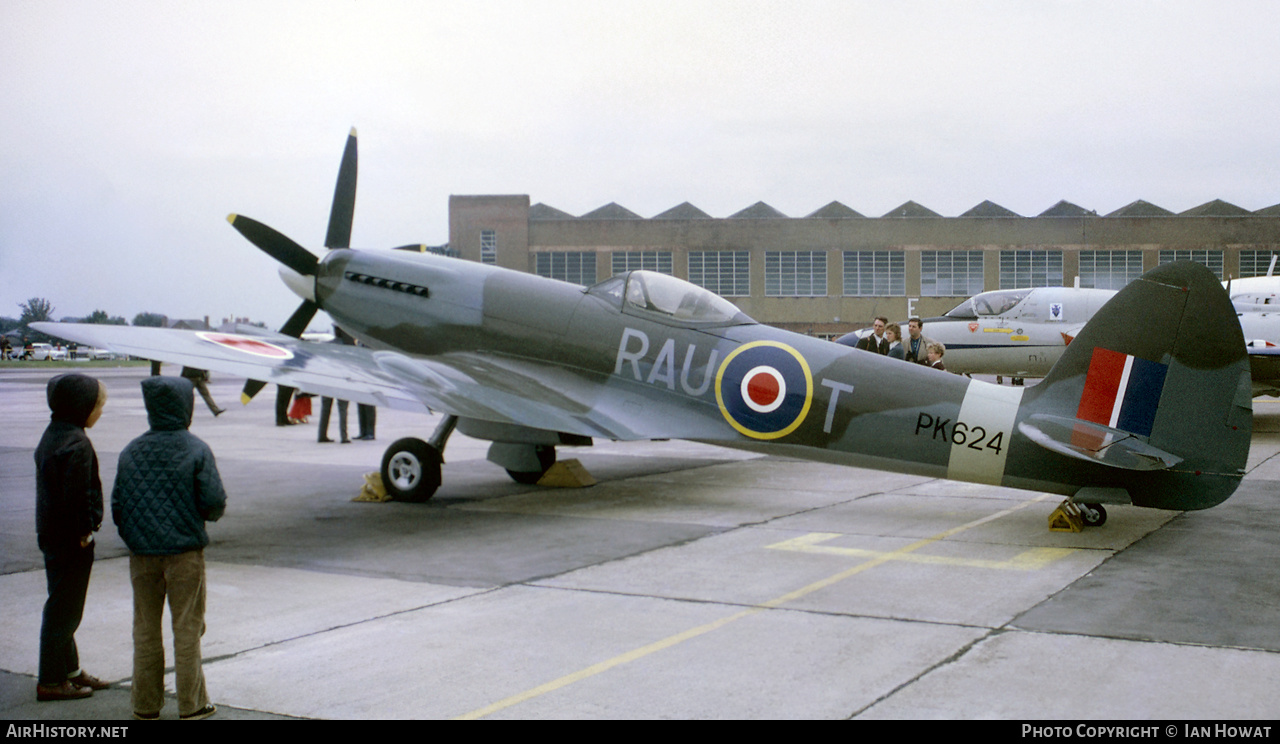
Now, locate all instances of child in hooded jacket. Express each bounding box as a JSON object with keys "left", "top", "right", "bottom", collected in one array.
[
  {"left": 34, "top": 373, "right": 110, "bottom": 701},
  {"left": 113, "top": 376, "right": 226, "bottom": 720}
]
